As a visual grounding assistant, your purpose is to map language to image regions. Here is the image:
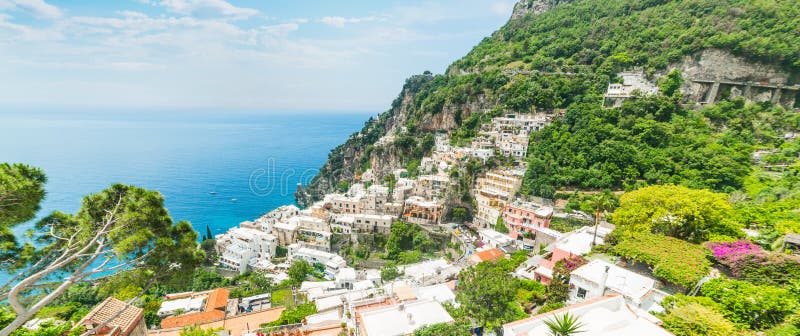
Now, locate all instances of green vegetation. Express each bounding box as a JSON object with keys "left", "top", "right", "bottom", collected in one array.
[
  {"left": 544, "top": 256, "right": 587, "bottom": 306},
  {"left": 701, "top": 278, "right": 798, "bottom": 330},
  {"left": 659, "top": 295, "right": 737, "bottom": 336},
  {"left": 383, "top": 221, "right": 437, "bottom": 262},
  {"left": 1, "top": 177, "right": 204, "bottom": 333},
  {"left": 380, "top": 261, "right": 401, "bottom": 281},
  {"left": 413, "top": 322, "right": 471, "bottom": 336},
  {"left": 455, "top": 256, "right": 529, "bottom": 330},
  {"left": 543, "top": 312, "right": 586, "bottom": 336},
  {"left": 0, "top": 163, "right": 46, "bottom": 264},
  {"left": 288, "top": 260, "right": 313, "bottom": 284},
  {"left": 265, "top": 303, "right": 317, "bottom": 327},
  {"left": 613, "top": 185, "right": 741, "bottom": 242},
  {"left": 613, "top": 231, "right": 710, "bottom": 288},
  {"left": 494, "top": 217, "right": 509, "bottom": 233},
  {"left": 180, "top": 326, "right": 222, "bottom": 336}
]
